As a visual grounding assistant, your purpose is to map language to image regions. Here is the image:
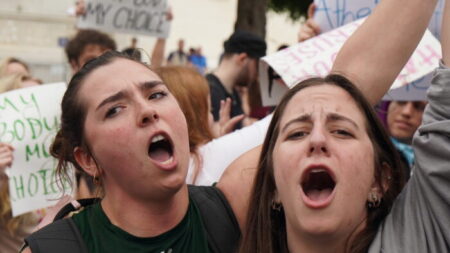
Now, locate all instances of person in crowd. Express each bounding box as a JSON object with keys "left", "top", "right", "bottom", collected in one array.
[
  {"left": 65, "top": 29, "right": 117, "bottom": 74},
  {"left": 222, "top": 0, "right": 449, "bottom": 252},
  {"left": 207, "top": 30, "right": 266, "bottom": 130},
  {"left": 384, "top": 100, "right": 427, "bottom": 171},
  {"left": 23, "top": 0, "right": 440, "bottom": 252},
  {"left": 0, "top": 57, "right": 30, "bottom": 77},
  {"left": 188, "top": 47, "right": 207, "bottom": 74},
  {"left": 167, "top": 39, "right": 189, "bottom": 66},
  {"left": 0, "top": 67, "right": 42, "bottom": 253},
  {"left": 122, "top": 37, "right": 142, "bottom": 61},
  {"left": 156, "top": 66, "right": 270, "bottom": 185}
]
